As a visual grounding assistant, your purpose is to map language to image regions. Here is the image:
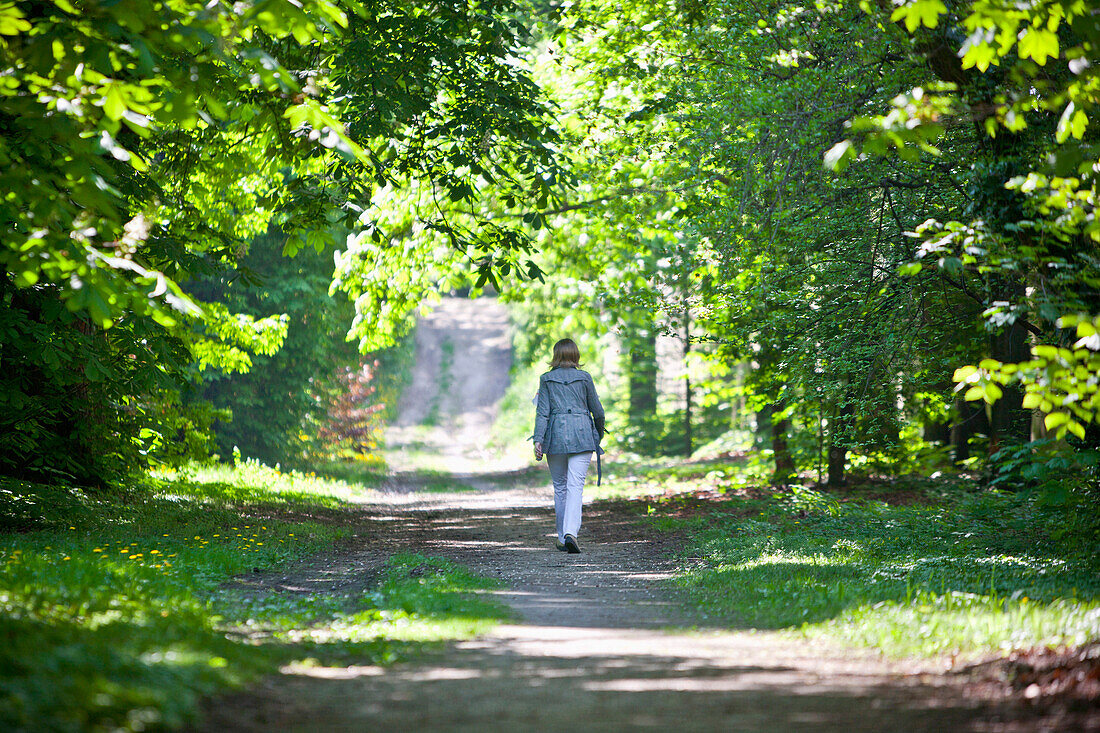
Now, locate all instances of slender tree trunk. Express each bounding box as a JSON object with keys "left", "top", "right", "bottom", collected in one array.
[
  {"left": 683, "top": 303, "right": 692, "bottom": 457},
  {"left": 950, "top": 396, "right": 972, "bottom": 464},
  {"left": 627, "top": 324, "right": 658, "bottom": 453},
  {"left": 827, "top": 399, "right": 853, "bottom": 487},
  {"left": 988, "top": 279, "right": 1032, "bottom": 452},
  {"left": 827, "top": 444, "right": 847, "bottom": 487},
  {"left": 772, "top": 412, "right": 796, "bottom": 483},
  {"left": 951, "top": 396, "right": 990, "bottom": 464}
]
